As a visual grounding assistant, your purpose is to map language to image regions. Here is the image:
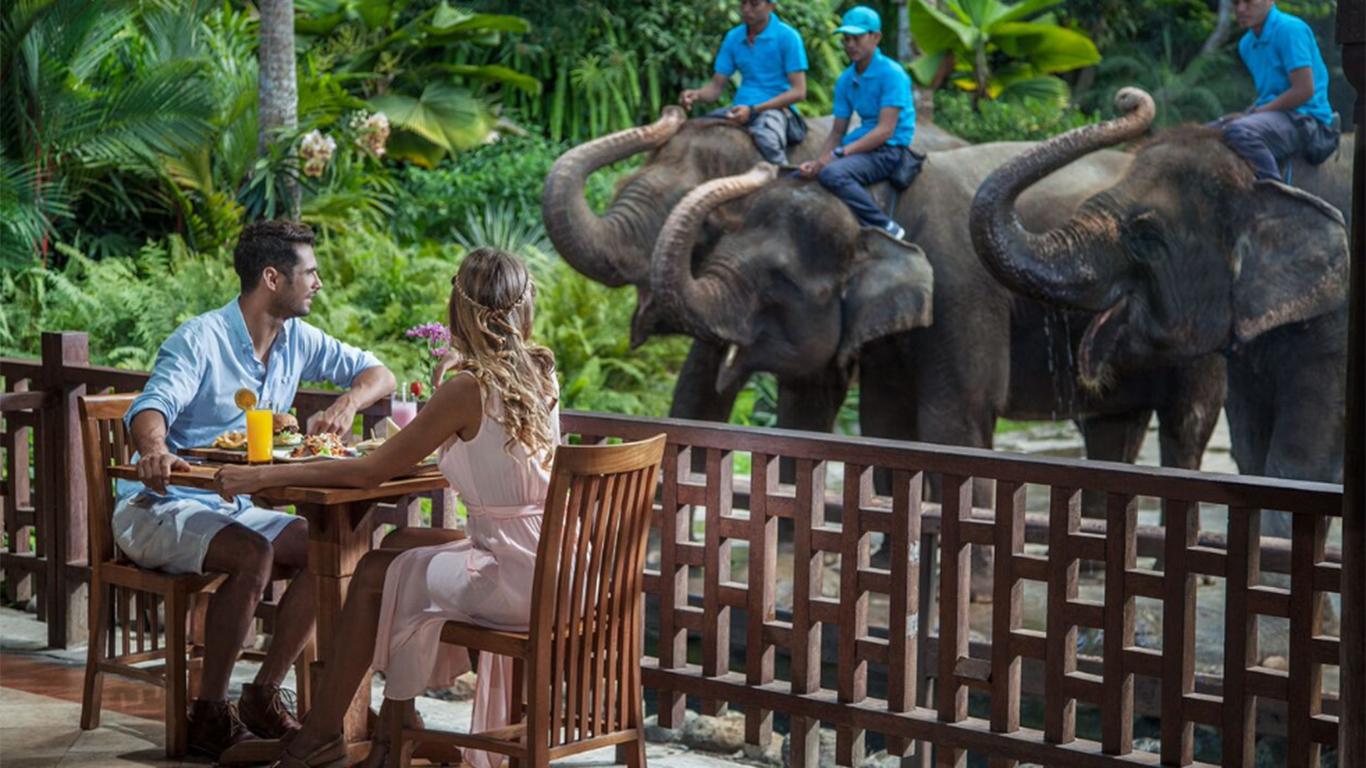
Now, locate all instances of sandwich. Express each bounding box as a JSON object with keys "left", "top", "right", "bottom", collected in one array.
[{"left": 273, "top": 412, "right": 303, "bottom": 447}]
